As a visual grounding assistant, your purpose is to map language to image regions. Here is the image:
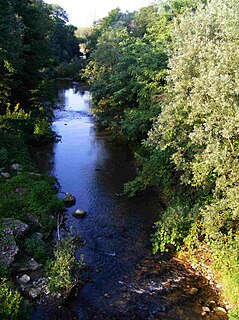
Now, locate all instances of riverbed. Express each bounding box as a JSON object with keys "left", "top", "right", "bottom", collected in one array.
[{"left": 31, "top": 81, "right": 227, "bottom": 320}]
